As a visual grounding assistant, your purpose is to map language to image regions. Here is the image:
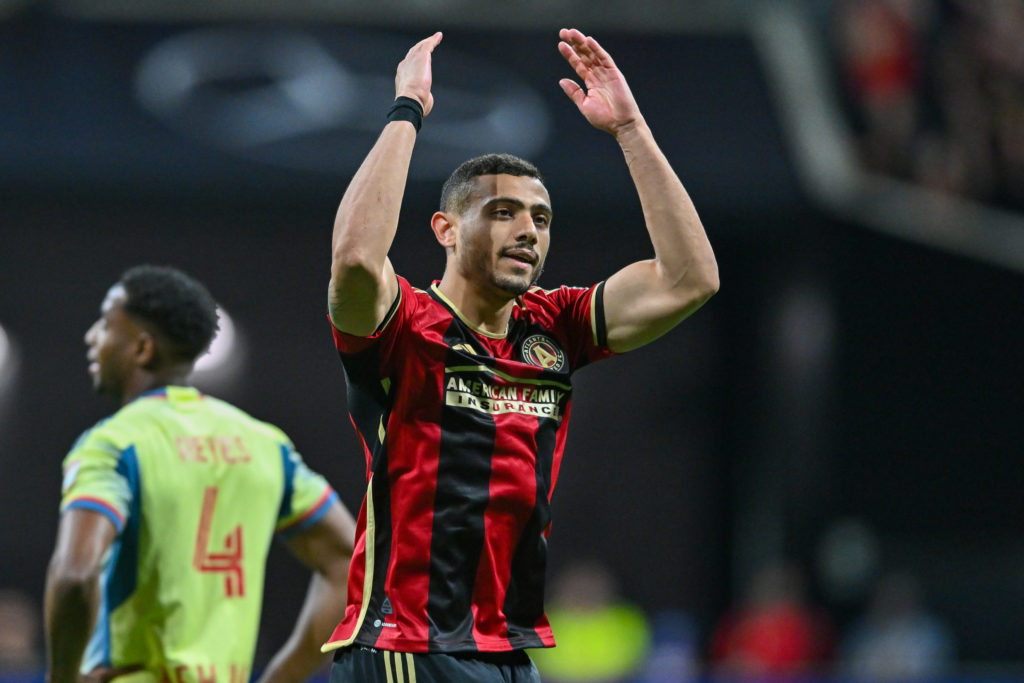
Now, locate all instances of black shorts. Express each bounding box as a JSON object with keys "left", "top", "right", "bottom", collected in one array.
[{"left": 330, "top": 645, "right": 542, "bottom": 683}]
